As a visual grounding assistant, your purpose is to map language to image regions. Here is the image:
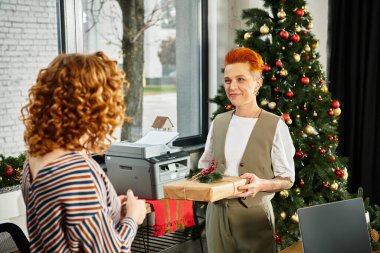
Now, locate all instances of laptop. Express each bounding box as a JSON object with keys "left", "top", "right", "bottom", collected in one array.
[{"left": 297, "top": 198, "right": 372, "bottom": 253}]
